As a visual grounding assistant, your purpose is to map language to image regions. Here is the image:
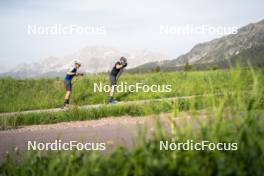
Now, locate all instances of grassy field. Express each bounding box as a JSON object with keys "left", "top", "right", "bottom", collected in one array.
[
  {"left": 0, "top": 68, "right": 263, "bottom": 129},
  {"left": 0, "top": 67, "right": 264, "bottom": 175},
  {"left": 0, "top": 68, "right": 262, "bottom": 113},
  {"left": 0, "top": 96, "right": 225, "bottom": 129},
  {"left": 1, "top": 66, "right": 264, "bottom": 175}
]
